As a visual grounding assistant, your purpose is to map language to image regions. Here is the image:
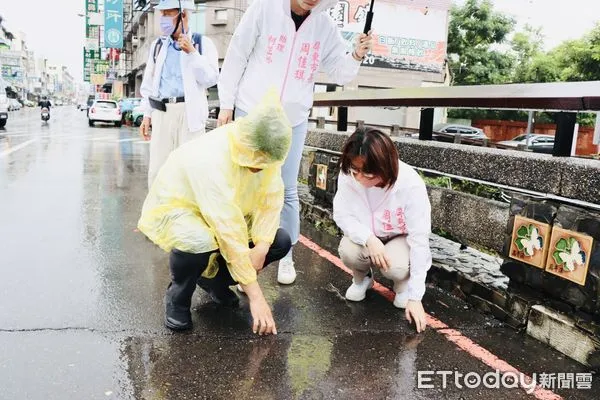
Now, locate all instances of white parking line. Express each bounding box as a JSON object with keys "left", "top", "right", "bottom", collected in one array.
[
  {"left": 0, "top": 139, "right": 38, "bottom": 158},
  {"left": 87, "top": 135, "right": 117, "bottom": 141}
]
